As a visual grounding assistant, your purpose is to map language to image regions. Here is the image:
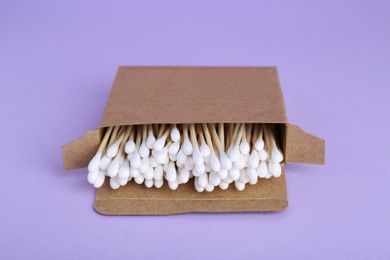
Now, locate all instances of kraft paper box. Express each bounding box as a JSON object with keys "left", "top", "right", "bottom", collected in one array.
[{"left": 62, "top": 66, "right": 325, "bottom": 215}]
